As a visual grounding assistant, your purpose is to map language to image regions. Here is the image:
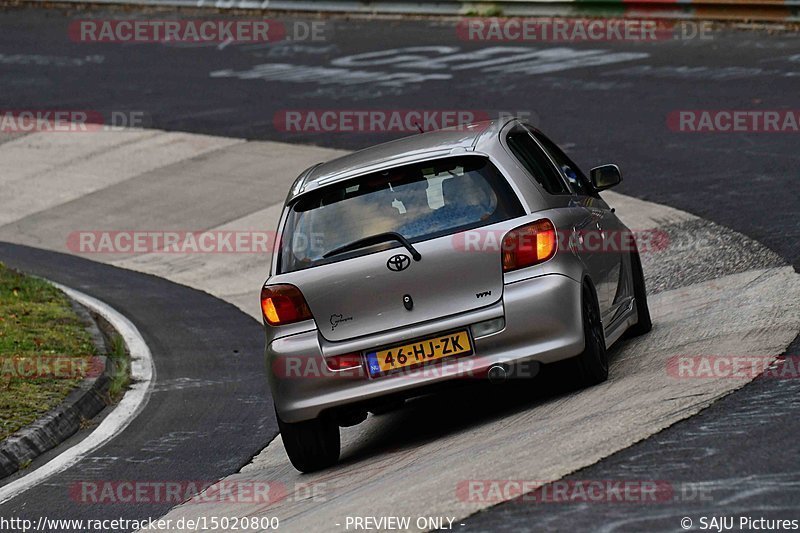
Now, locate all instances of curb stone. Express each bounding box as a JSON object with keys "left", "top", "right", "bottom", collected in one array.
[{"left": 0, "top": 294, "right": 123, "bottom": 479}]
